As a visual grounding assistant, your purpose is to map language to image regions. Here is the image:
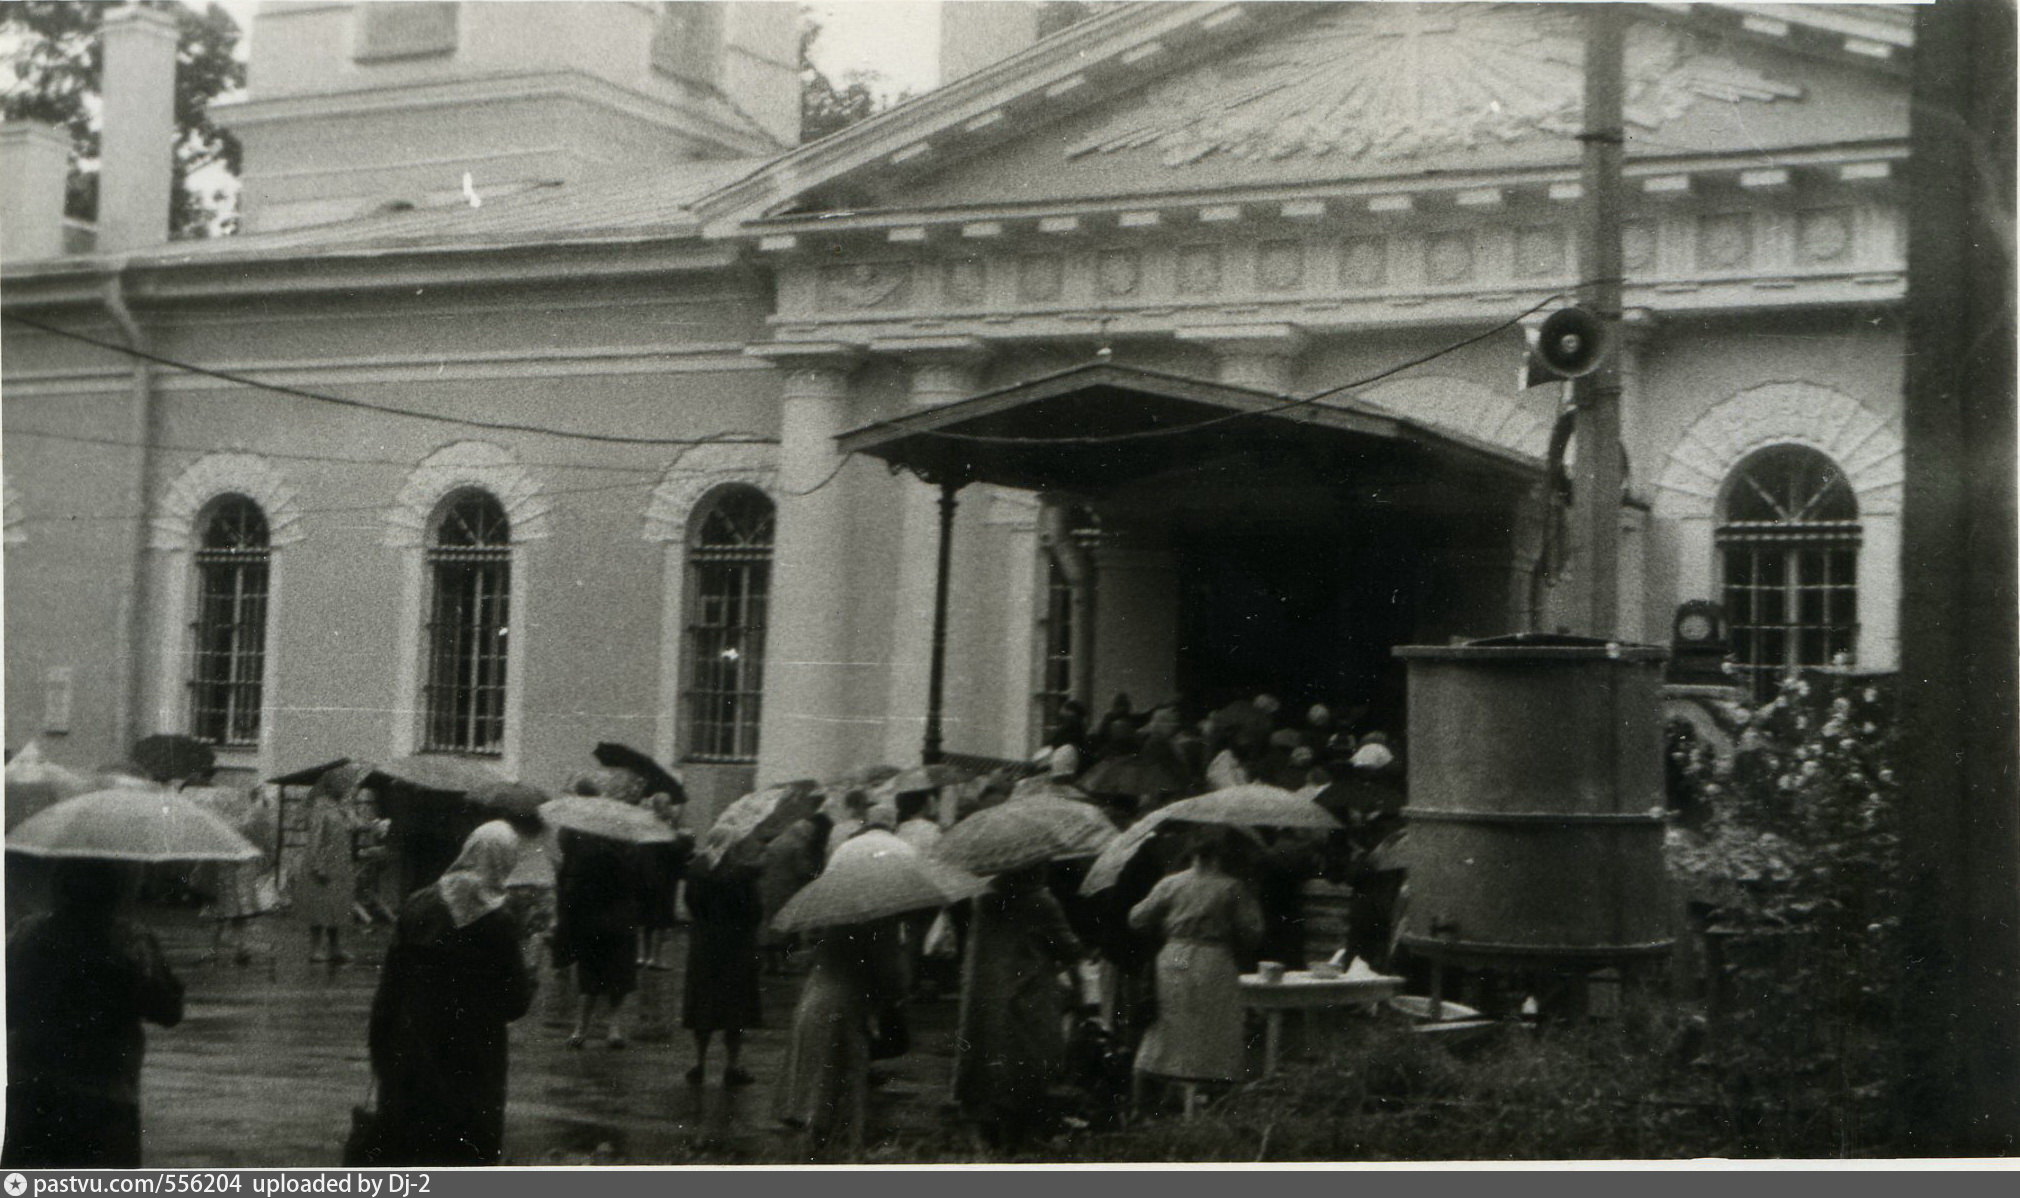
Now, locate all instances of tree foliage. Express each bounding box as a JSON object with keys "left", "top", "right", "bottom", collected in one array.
[
  {"left": 798, "top": 16, "right": 890, "bottom": 144},
  {"left": 2, "top": 0, "right": 245, "bottom": 238}
]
